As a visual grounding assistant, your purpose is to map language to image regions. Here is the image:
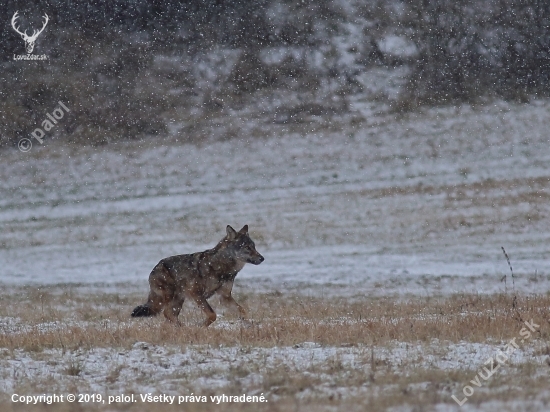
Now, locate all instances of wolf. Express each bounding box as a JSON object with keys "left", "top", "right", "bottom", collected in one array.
[{"left": 131, "top": 225, "right": 264, "bottom": 327}]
